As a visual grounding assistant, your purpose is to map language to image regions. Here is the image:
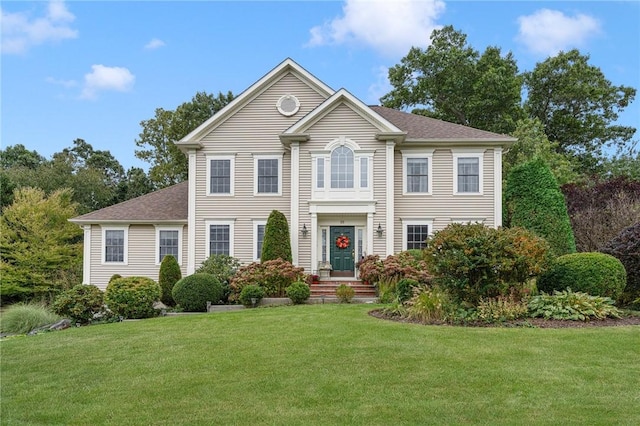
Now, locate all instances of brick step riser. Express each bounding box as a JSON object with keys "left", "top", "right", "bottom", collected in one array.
[{"left": 310, "top": 281, "right": 376, "bottom": 297}]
